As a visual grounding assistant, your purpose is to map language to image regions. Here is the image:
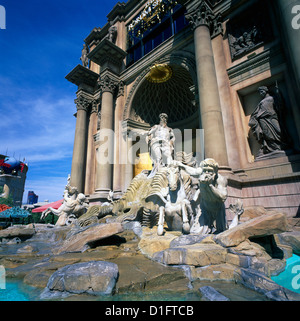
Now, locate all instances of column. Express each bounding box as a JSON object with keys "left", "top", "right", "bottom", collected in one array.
[
  {"left": 84, "top": 99, "right": 99, "bottom": 195},
  {"left": 70, "top": 95, "right": 90, "bottom": 193},
  {"left": 211, "top": 28, "right": 241, "bottom": 170},
  {"left": 185, "top": 1, "right": 229, "bottom": 167},
  {"left": 95, "top": 74, "right": 118, "bottom": 197},
  {"left": 113, "top": 82, "right": 124, "bottom": 197}
]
